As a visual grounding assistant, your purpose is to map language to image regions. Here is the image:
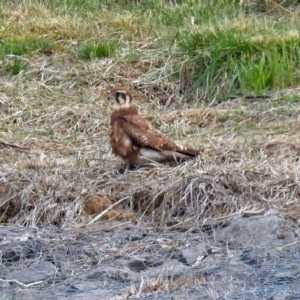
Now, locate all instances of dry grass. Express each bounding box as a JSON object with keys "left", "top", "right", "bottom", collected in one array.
[
  {"left": 1, "top": 0, "right": 300, "bottom": 231},
  {"left": 125, "top": 272, "right": 205, "bottom": 299},
  {"left": 1, "top": 75, "right": 300, "bottom": 229}
]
